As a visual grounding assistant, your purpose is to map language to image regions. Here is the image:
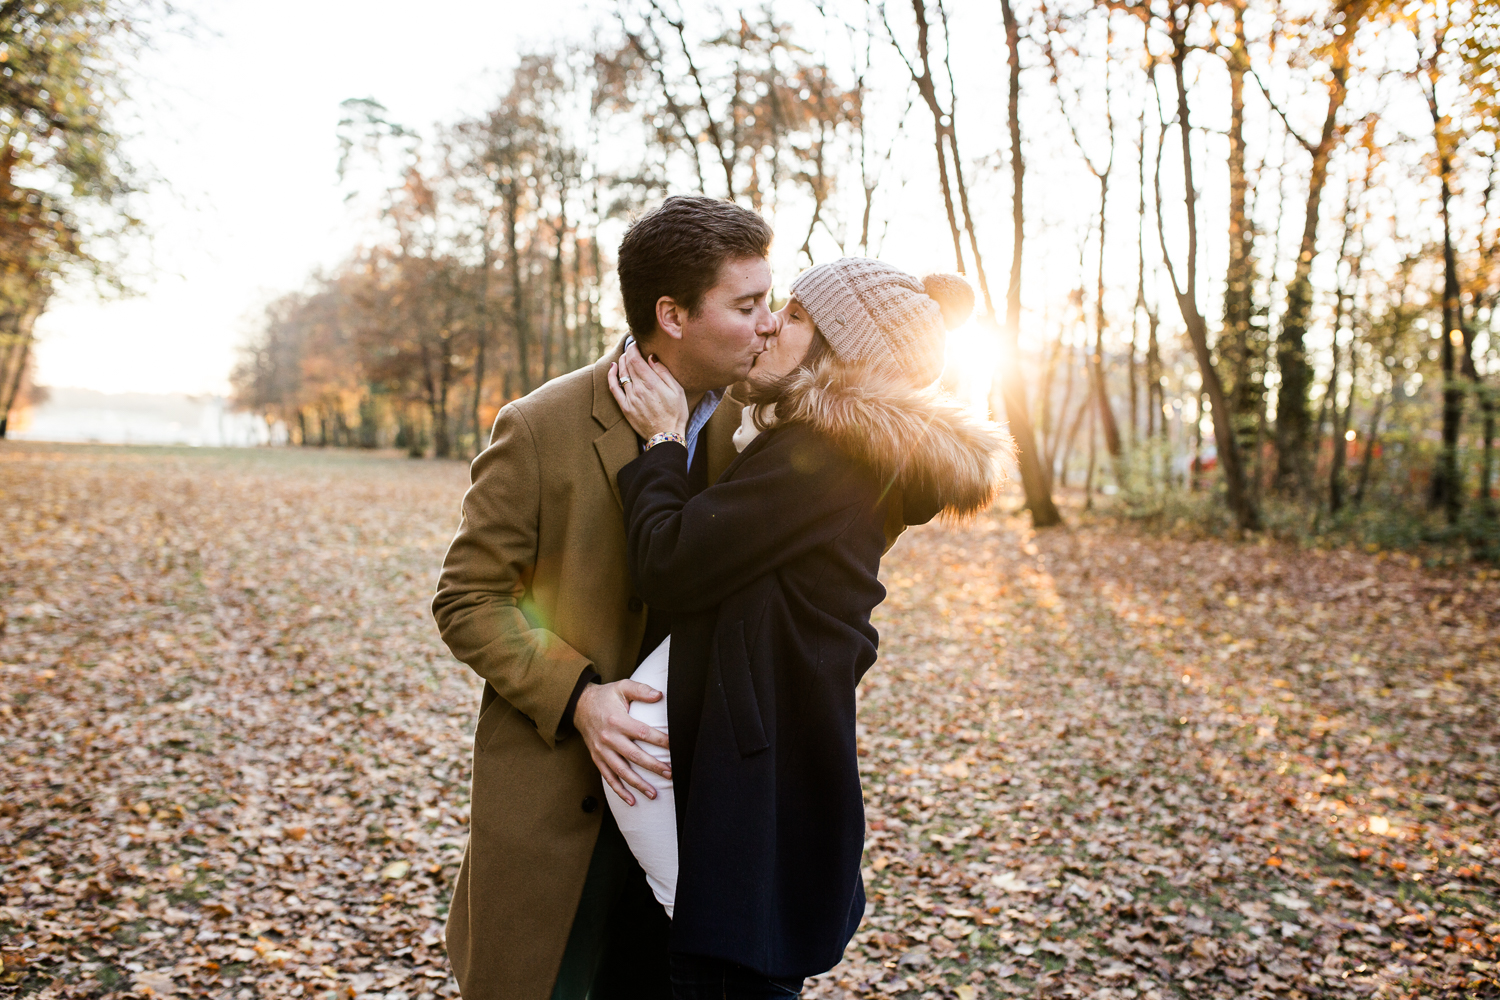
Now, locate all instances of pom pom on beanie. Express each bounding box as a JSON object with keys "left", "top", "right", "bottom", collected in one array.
[{"left": 921, "top": 273, "right": 975, "bottom": 331}]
